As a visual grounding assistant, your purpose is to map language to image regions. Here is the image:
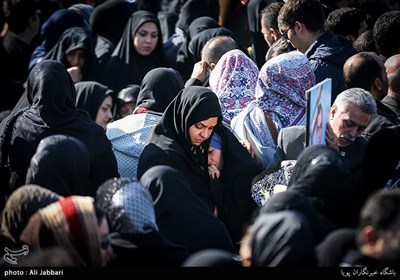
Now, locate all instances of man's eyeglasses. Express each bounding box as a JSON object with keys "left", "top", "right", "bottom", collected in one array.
[{"left": 280, "top": 25, "right": 294, "bottom": 39}]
